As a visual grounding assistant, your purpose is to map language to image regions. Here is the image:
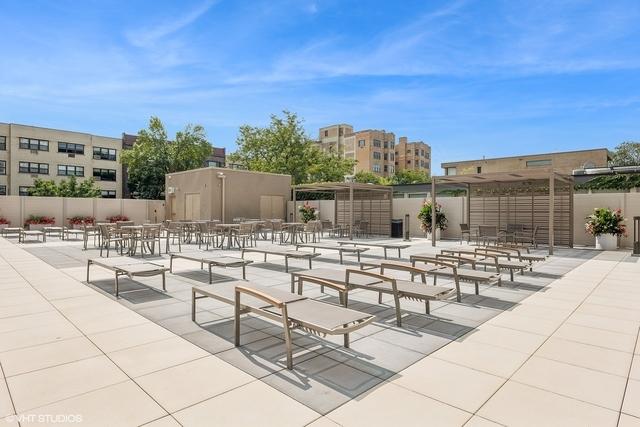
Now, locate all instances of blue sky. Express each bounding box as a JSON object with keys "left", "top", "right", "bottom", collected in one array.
[{"left": 1, "top": 0, "right": 639, "bottom": 173}]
